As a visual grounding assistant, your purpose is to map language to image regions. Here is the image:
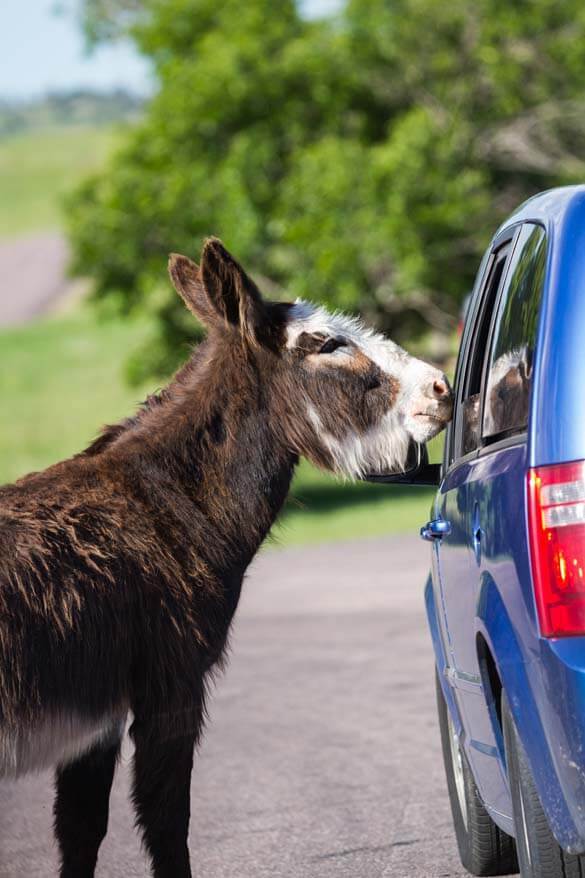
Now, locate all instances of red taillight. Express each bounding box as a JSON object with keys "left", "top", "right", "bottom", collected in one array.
[{"left": 528, "top": 460, "right": 585, "bottom": 637}]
